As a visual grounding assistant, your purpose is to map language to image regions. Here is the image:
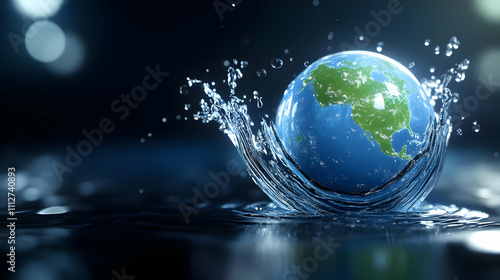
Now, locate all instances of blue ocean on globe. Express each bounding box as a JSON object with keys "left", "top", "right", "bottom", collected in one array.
[{"left": 275, "top": 51, "right": 435, "bottom": 194}]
